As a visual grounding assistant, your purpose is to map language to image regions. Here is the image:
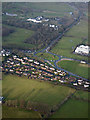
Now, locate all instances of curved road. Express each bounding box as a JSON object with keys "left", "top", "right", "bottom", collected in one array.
[{"left": 33, "top": 9, "right": 89, "bottom": 81}]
